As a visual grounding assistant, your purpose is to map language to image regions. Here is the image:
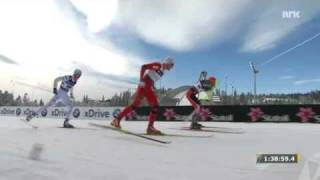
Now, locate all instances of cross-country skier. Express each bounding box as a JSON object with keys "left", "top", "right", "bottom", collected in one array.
[
  {"left": 111, "top": 57, "right": 175, "bottom": 135},
  {"left": 26, "top": 69, "right": 82, "bottom": 128},
  {"left": 186, "top": 71, "right": 216, "bottom": 129}
]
